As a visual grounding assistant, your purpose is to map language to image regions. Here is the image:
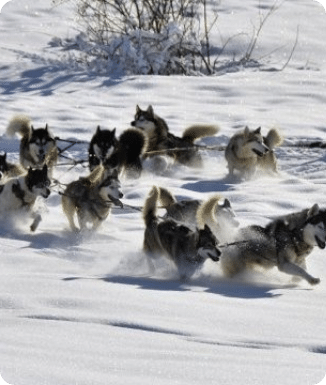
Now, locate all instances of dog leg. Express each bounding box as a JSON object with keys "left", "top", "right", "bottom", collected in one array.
[
  {"left": 30, "top": 213, "right": 42, "bottom": 232},
  {"left": 278, "top": 261, "right": 320, "bottom": 285}
]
